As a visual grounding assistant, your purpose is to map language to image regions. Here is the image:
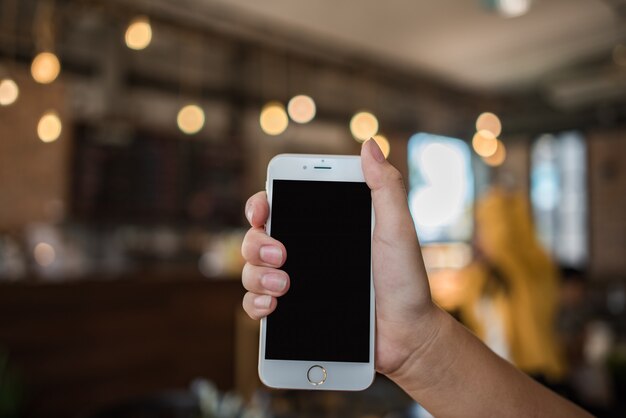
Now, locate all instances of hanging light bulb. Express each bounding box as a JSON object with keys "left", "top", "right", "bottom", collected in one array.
[
  {"left": 0, "top": 78, "right": 19, "bottom": 106},
  {"left": 177, "top": 104, "right": 205, "bottom": 134},
  {"left": 34, "top": 242, "right": 56, "bottom": 267},
  {"left": 37, "top": 111, "right": 62, "bottom": 143},
  {"left": 31, "top": 52, "right": 61, "bottom": 84},
  {"left": 483, "top": 140, "right": 507, "bottom": 166},
  {"left": 613, "top": 44, "right": 626, "bottom": 67},
  {"left": 472, "top": 130, "right": 498, "bottom": 157},
  {"left": 485, "top": 0, "right": 532, "bottom": 18},
  {"left": 260, "top": 102, "right": 289, "bottom": 136},
  {"left": 476, "top": 112, "right": 502, "bottom": 137},
  {"left": 497, "top": 0, "right": 531, "bottom": 18},
  {"left": 350, "top": 111, "right": 378, "bottom": 142},
  {"left": 125, "top": 16, "right": 152, "bottom": 50},
  {"left": 287, "top": 95, "right": 316, "bottom": 124},
  {"left": 372, "top": 134, "right": 391, "bottom": 158}
]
